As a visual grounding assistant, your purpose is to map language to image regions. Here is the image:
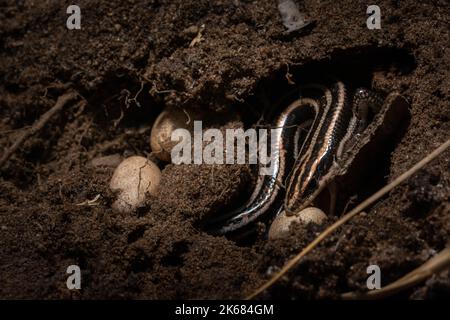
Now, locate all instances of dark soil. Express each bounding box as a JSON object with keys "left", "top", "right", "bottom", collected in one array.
[{"left": 0, "top": 0, "right": 449, "bottom": 299}]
